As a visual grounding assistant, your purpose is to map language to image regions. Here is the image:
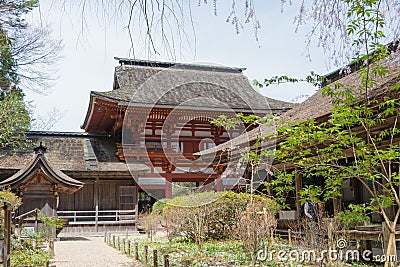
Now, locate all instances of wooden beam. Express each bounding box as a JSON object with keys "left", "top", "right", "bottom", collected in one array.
[{"left": 95, "top": 177, "right": 99, "bottom": 232}]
